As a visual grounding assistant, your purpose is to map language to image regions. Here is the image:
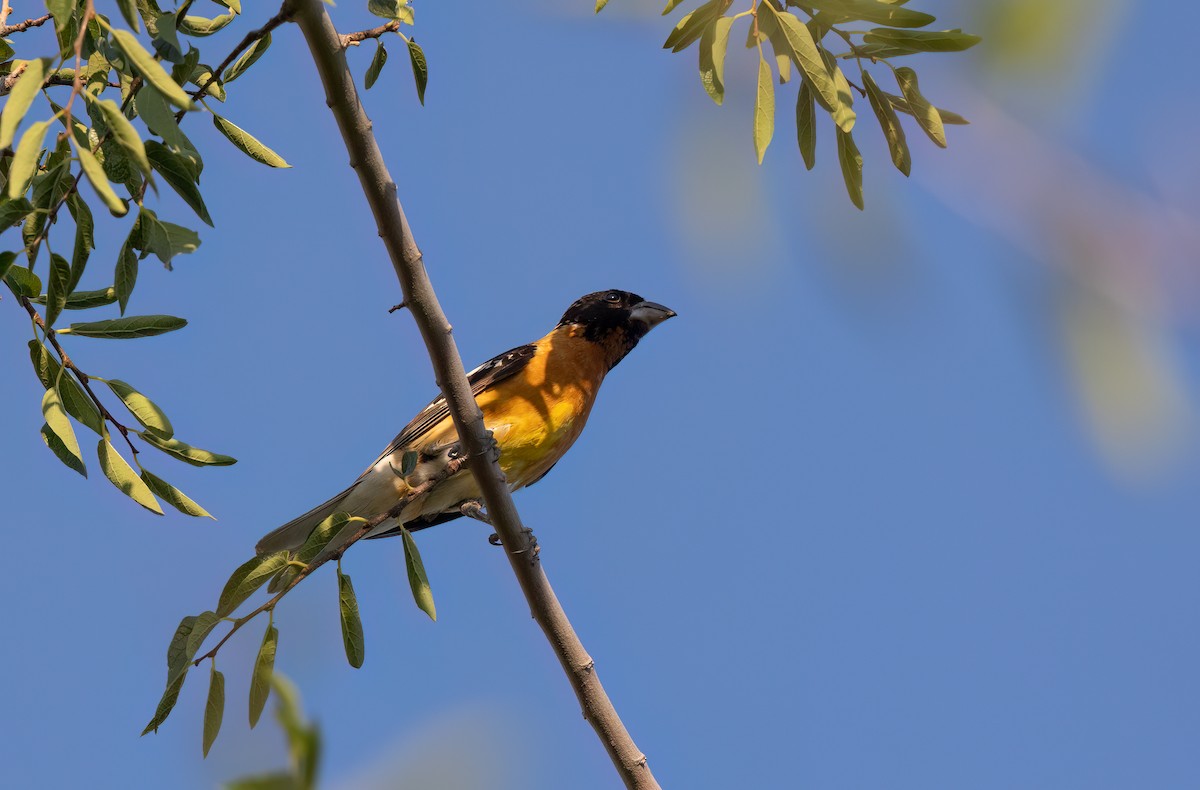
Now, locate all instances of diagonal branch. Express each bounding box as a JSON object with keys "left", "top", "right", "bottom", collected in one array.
[
  {"left": 0, "top": 12, "right": 51, "bottom": 36},
  {"left": 290, "top": 1, "right": 659, "bottom": 787},
  {"left": 340, "top": 20, "right": 399, "bottom": 47}
]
